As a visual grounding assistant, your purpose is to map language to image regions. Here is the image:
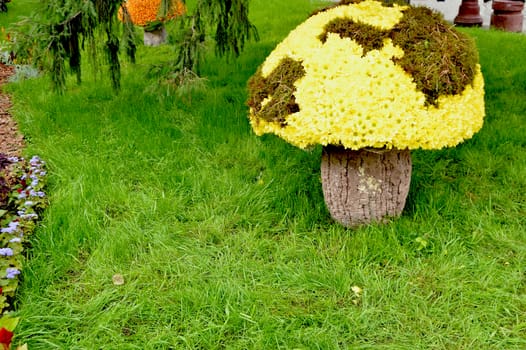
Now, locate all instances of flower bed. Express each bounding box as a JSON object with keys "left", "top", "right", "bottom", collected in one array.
[{"left": 0, "top": 153, "right": 47, "bottom": 348}]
